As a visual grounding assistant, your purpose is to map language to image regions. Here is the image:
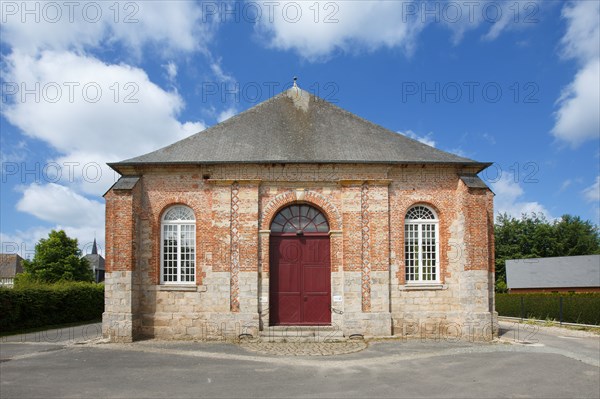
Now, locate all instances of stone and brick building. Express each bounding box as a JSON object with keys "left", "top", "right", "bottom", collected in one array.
[
  {"left": 0, "top": 253, "right": 24, "bottom": 288},
  {"left": 83, "top": 239, "right": 105, "bottom": 283},
  {"left": 103, "top": 85, "right": 497, "bottom": 342}
]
